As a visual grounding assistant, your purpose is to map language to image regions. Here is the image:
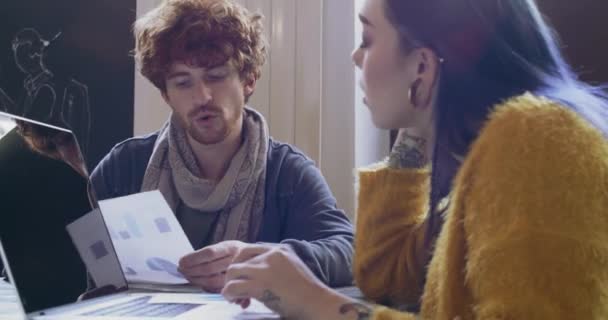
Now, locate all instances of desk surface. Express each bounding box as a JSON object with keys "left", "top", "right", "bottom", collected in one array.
[{"left": 0, "top": 278, "right": 365, "bottom": 319}]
